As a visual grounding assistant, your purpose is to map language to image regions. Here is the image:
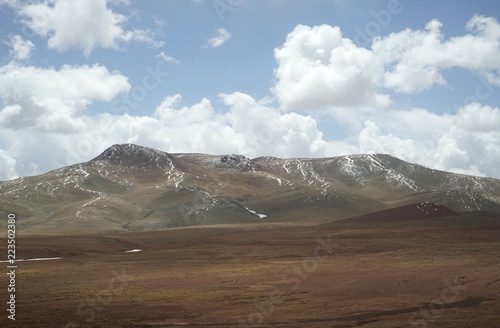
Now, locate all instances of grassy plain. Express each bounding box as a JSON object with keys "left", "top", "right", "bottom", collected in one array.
[{"left": 1, "top": 209, "right": 500, "bottom": 327}]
